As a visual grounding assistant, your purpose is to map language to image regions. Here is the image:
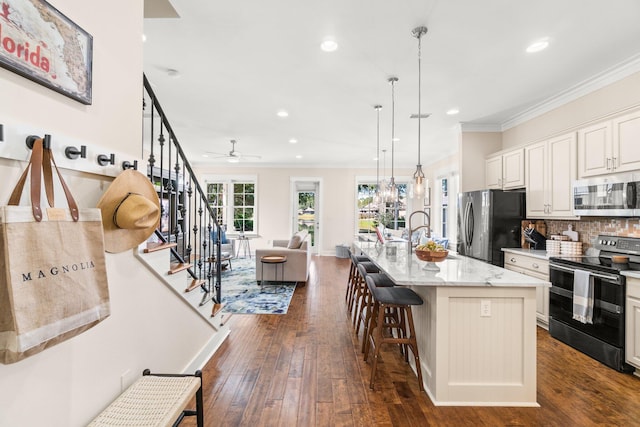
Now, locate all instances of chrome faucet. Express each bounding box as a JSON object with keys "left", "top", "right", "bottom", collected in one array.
[{"left": 408, "top": 210, "right": 431, "bottom": 253}]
